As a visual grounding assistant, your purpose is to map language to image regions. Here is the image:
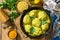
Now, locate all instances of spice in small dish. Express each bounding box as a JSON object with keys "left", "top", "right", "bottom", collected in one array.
[{"left": 8, "top": 29, "right": 17, "bottom": 39}]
